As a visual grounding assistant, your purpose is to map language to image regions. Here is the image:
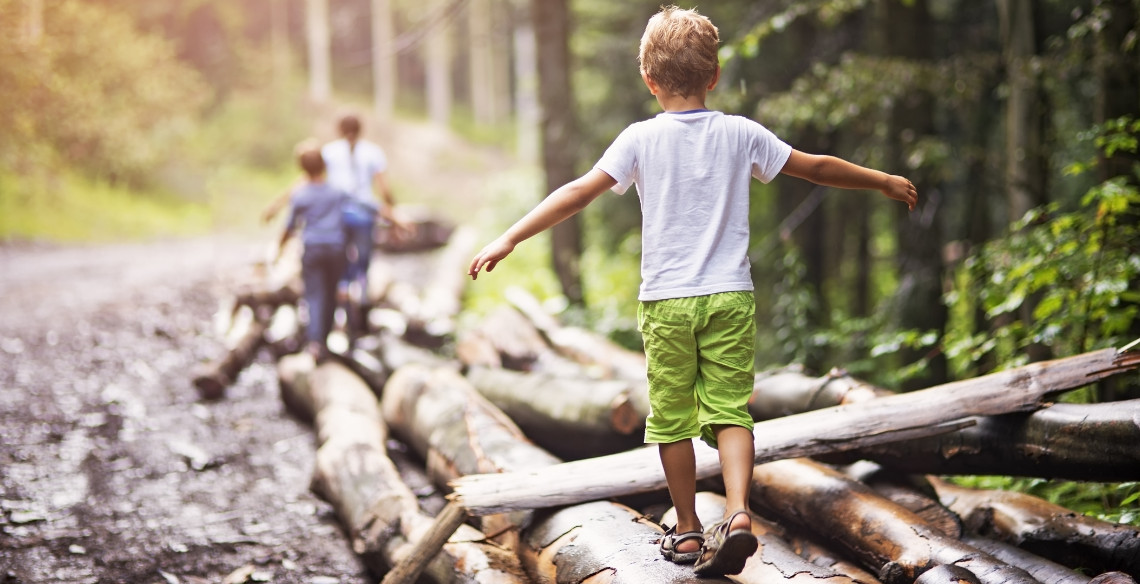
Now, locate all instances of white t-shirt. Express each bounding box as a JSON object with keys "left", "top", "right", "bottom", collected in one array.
[
  {"left": 594, "top": 110, "right": 792, "bottom": 301},
  {"left": 321, "top": 138, "right": 388, "bottom": 206}
]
